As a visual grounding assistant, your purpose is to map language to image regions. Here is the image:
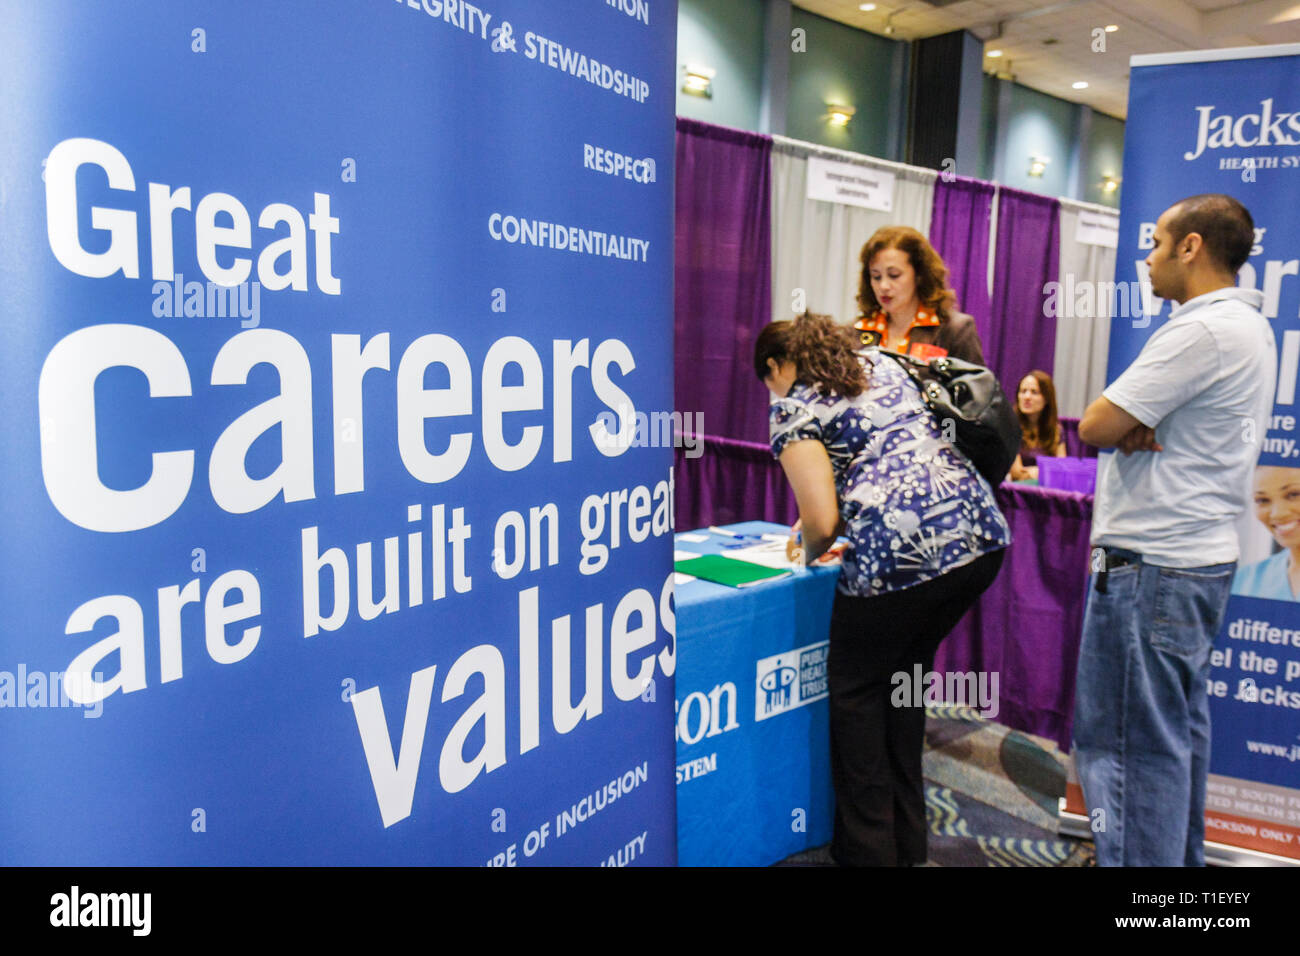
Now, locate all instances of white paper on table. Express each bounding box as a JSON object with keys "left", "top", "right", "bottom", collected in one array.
[
  {"left": 676, "top": 533, "right": 708, "bottom": 543},
  {"left": 674, "top": 572, "right": 697, "bottom": 585},
  {"left": 674, "top": 549, "right": 700, "bottom": 562},
  {"left": 720, "top": 540, "right": 802, "bottom": 571}
]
